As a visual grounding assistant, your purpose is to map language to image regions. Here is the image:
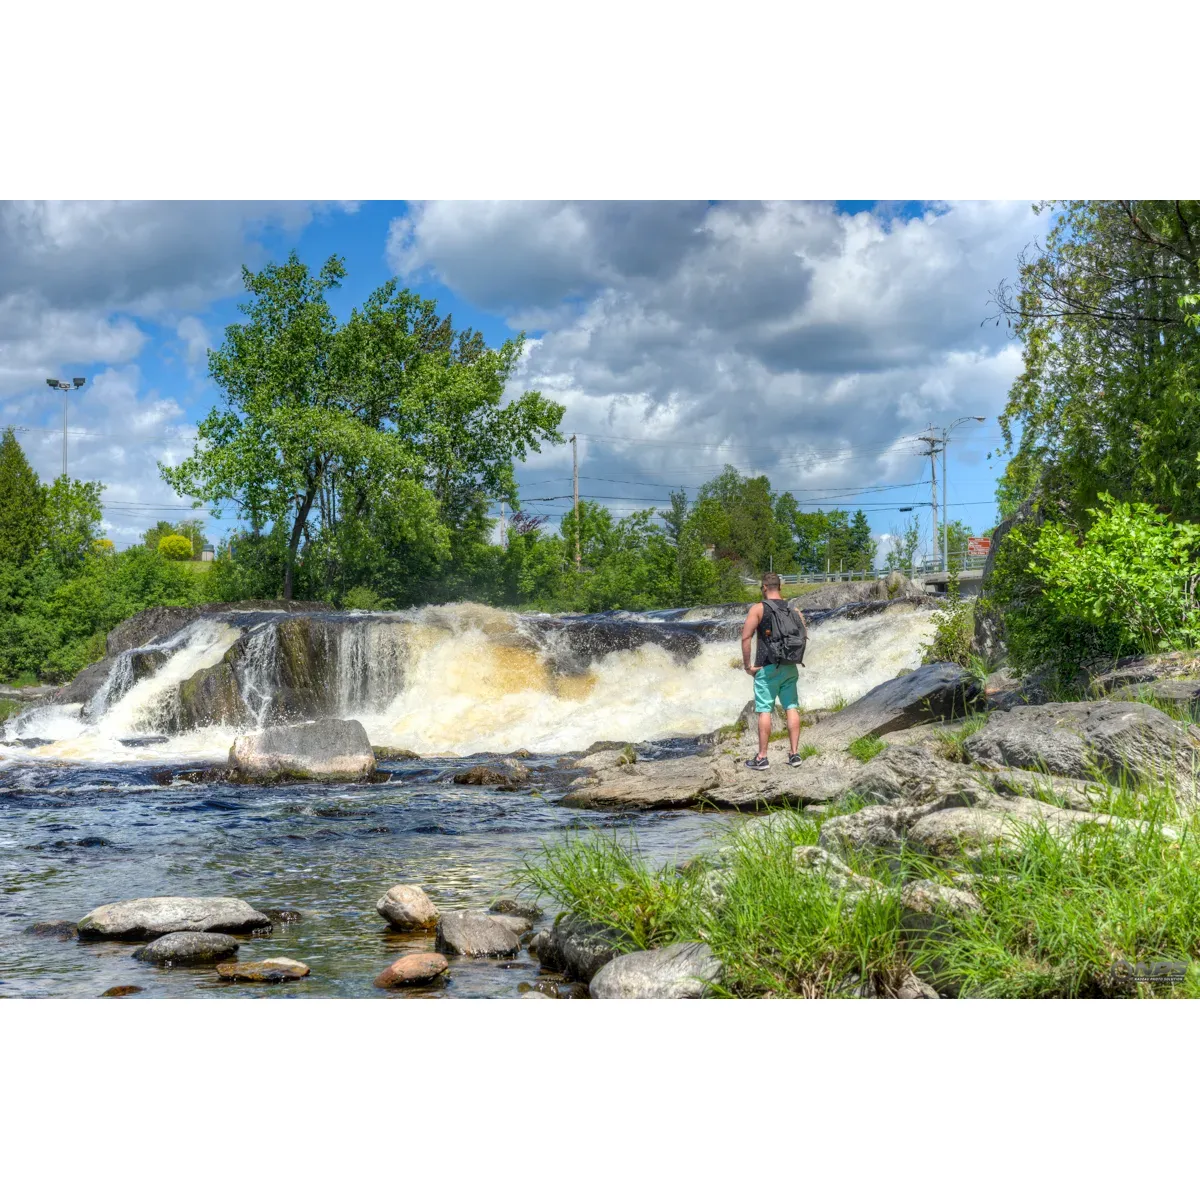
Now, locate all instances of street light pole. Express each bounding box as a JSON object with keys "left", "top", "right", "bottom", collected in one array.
[
  {"left": 45, "top": 377, "right": 86, "bottom": 477},
  {"left": 941, "top": 415, "right": 986, "bottom": 571}
]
